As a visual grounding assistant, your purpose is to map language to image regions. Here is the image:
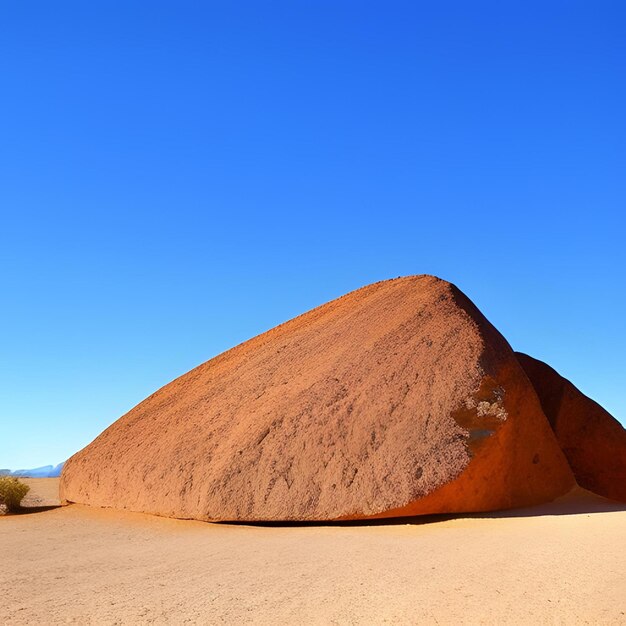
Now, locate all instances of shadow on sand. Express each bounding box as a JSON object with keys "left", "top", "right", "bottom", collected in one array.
[
  {"left": 2, "top": 504, "right": 63, "bottom": 516},
  {"left": 222, "top": 487, "right": 626, "bottom": 528}
]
